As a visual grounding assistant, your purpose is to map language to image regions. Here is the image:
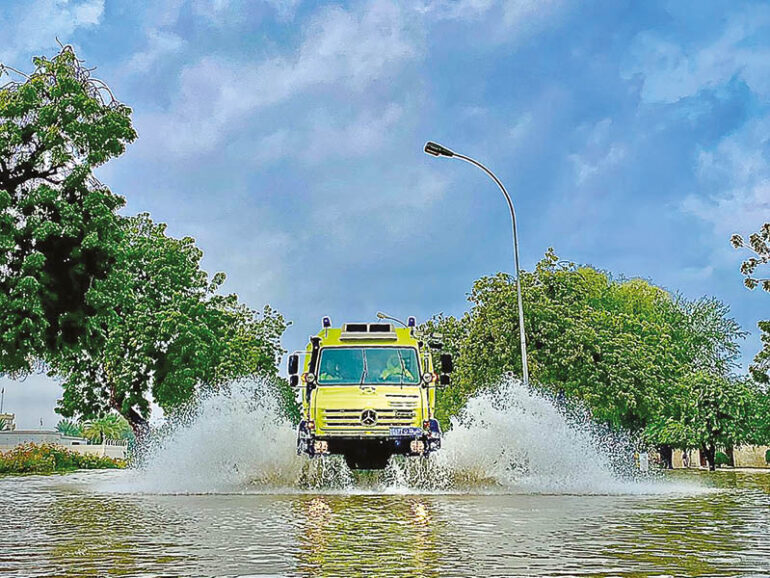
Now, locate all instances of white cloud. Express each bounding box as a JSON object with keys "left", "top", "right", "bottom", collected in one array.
[
  {"left": 125, "top": 28, "right": 184, "bottom": 73},
  {"left": 138, "top": 0, "right": 419, "bottom": 157},
  {"left": 121, "top": 0, "right": 304, "bottom": 80},
  {"left": 508, "top": 112, "right": 533, "bottom": 144},
  {"left": 308, "top": 165, "right": 450, "bottom": 241},
  {"left": 682, "top": 118, "right": 770, "bottom": 236},
  {"left": 245, "top": 105, "right": 404, "bottom": 168},
  {"left": 626, "top": 7, "right": 770, "bottom": 104},
  {"left": 191, "top": 0, "right": 234, "bottom": 20},
  {"left": 261, "top": 0, "right": 302, "bottom": 21},
  {"left": 419, "top": 0, "right": 566, "bottom": 42},
  {"left": 570, "top": 143, "right": 625, "bottom": 185},
  {"left": 500, "top": 0, "right": 563, "bottom": 30},
  {"left": 0, "top": 0, "right": 104, "bottom": 65},
  {"left": 301, "top": 105, "right": 403, "bottom": 163},
  {"left": 421, "top": 0, "right": 561, "bottom": 22},
  {"left": 682, "top": 181, "right": 770, "bottom": 236},
  {"left": 568, "top": 118, "right": 627, "bottom": 185},
  {"left": 420, "top": 0, "right": 496, "bottom": 20},
  {"left": 190, "top": 0, "right": 301, "bottom": 23}
]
